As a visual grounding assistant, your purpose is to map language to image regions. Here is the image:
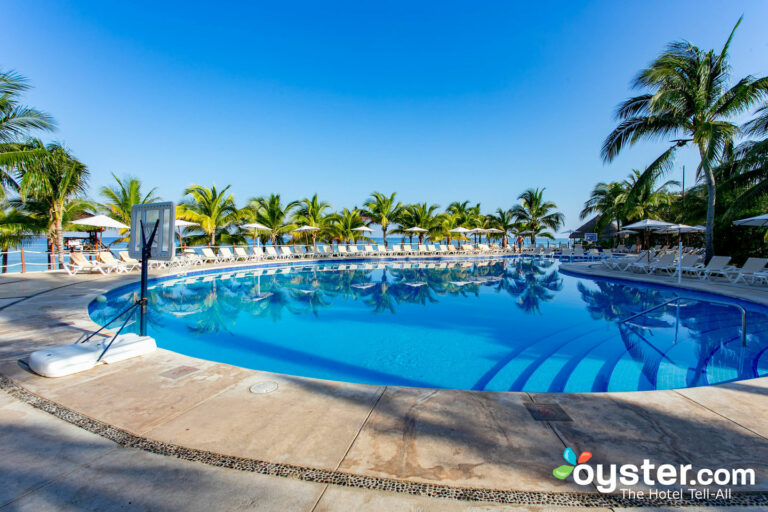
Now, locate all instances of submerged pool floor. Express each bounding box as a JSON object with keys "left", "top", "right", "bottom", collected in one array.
[{"left": 89, "top": 258, "right": 768, "bottom": 392}]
